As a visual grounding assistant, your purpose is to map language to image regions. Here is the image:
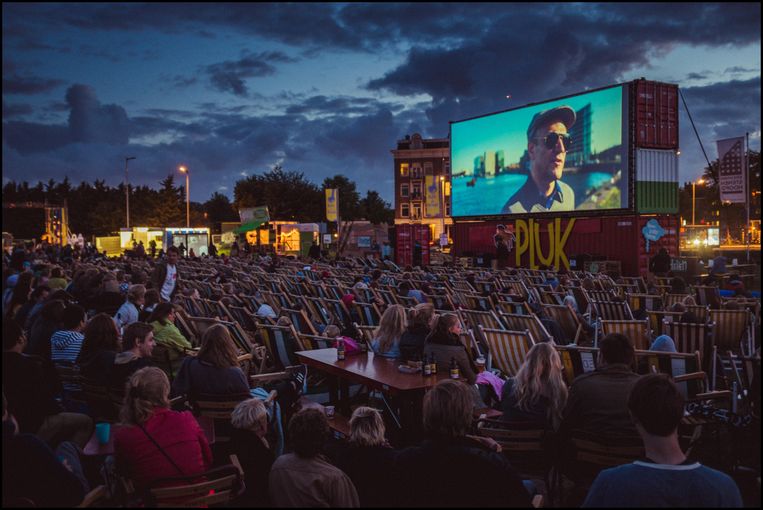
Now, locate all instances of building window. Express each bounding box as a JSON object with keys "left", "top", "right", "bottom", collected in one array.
[
  {"left": 412, "top": 203, "right": 422, "bottom": 219},
  {"left": 400, "top": 163, "right": 409, "bottom": 177},
  {"left": 401, "top": 203, "right": 410, "bottom": 217},
  {"left": 412, "top": 164, "right": 423, "bottom": 179},
  {"left": 412, "top": 182, "right": 422, "bottom": 199},
  {"left": 424, "top": 162, "right": 433, "bottom": 175},
  {"left": 445, "top": 198, "right": 451, "bottom": 216},
  {"left": 401, "top": 183, "right": 409, "bottom": 198}
]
